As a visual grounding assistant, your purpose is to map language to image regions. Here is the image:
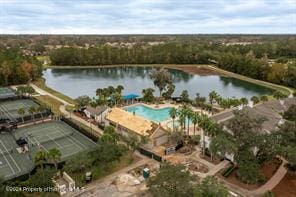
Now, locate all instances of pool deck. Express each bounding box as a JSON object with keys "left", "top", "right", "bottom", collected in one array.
[{"left": 122, "top": 102, "right": 211, "bottom": 133}]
